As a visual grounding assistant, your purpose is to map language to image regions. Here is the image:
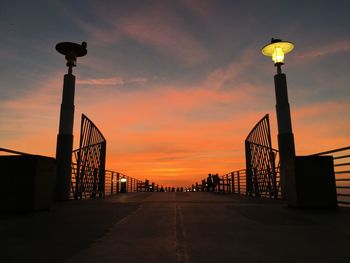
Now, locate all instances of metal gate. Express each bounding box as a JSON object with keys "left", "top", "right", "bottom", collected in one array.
[
  {"left": 72, "top": 114, "right": 106, "bottom": 199},
  {"left": 245, "top": 114, "right": 279, "bottom": 198}
]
